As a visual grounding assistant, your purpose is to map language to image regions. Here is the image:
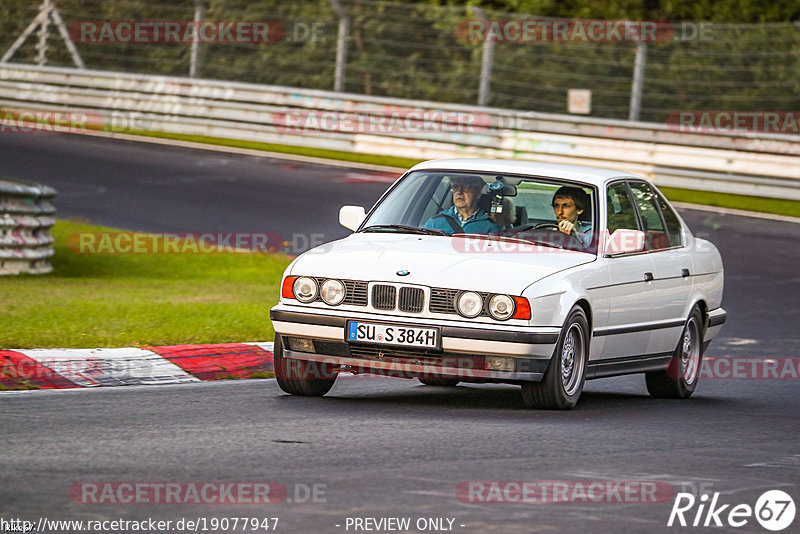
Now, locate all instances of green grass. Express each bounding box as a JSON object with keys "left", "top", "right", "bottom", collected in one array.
[
  {"left": 117, "top": 129, "right": 800, "bottom": 218},
  {"left": 0, "top": 220, "right": 291, "bottom": 348},
  {"left": 658, "top": 187, "right": 800, "bottom": 218}
]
